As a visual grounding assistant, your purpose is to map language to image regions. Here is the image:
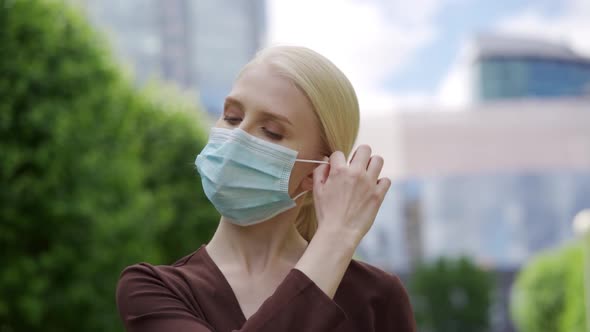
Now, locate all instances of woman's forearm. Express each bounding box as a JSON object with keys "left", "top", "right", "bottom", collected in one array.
[
  {"left": 296, "top": 147, "right": 390, "bottom": 299},
  {"left": 294, "top": 228, "right": 359, "bottom": 299}
]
